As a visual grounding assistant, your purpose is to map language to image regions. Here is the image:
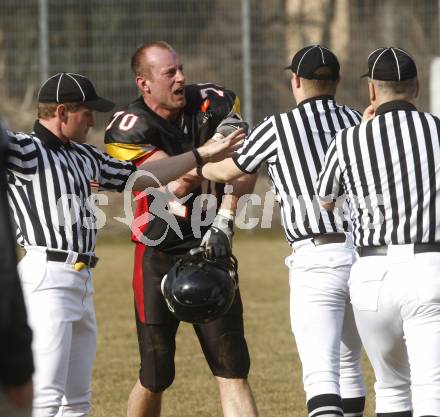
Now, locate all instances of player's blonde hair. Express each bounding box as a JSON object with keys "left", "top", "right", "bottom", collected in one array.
[{"left": 131, "top": 41, "right": 175, "bottom": 80}]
